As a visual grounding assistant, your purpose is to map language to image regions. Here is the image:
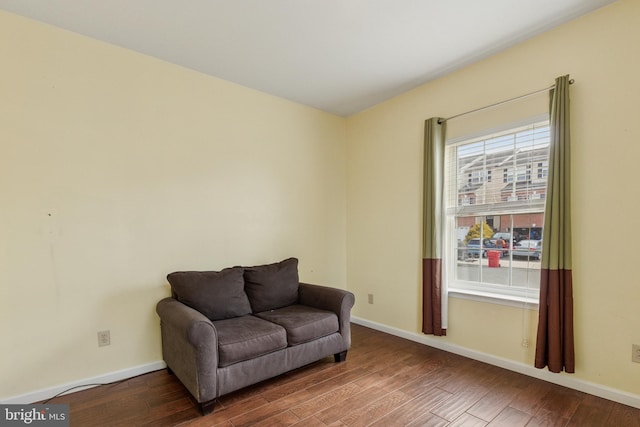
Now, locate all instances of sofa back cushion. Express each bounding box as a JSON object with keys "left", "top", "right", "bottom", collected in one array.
[
  {"left": 243, "top": 258, "right": 299, "bottom": 313},
  {"left": 167, "top": 267, "right": 252, "bottom": 321}
]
